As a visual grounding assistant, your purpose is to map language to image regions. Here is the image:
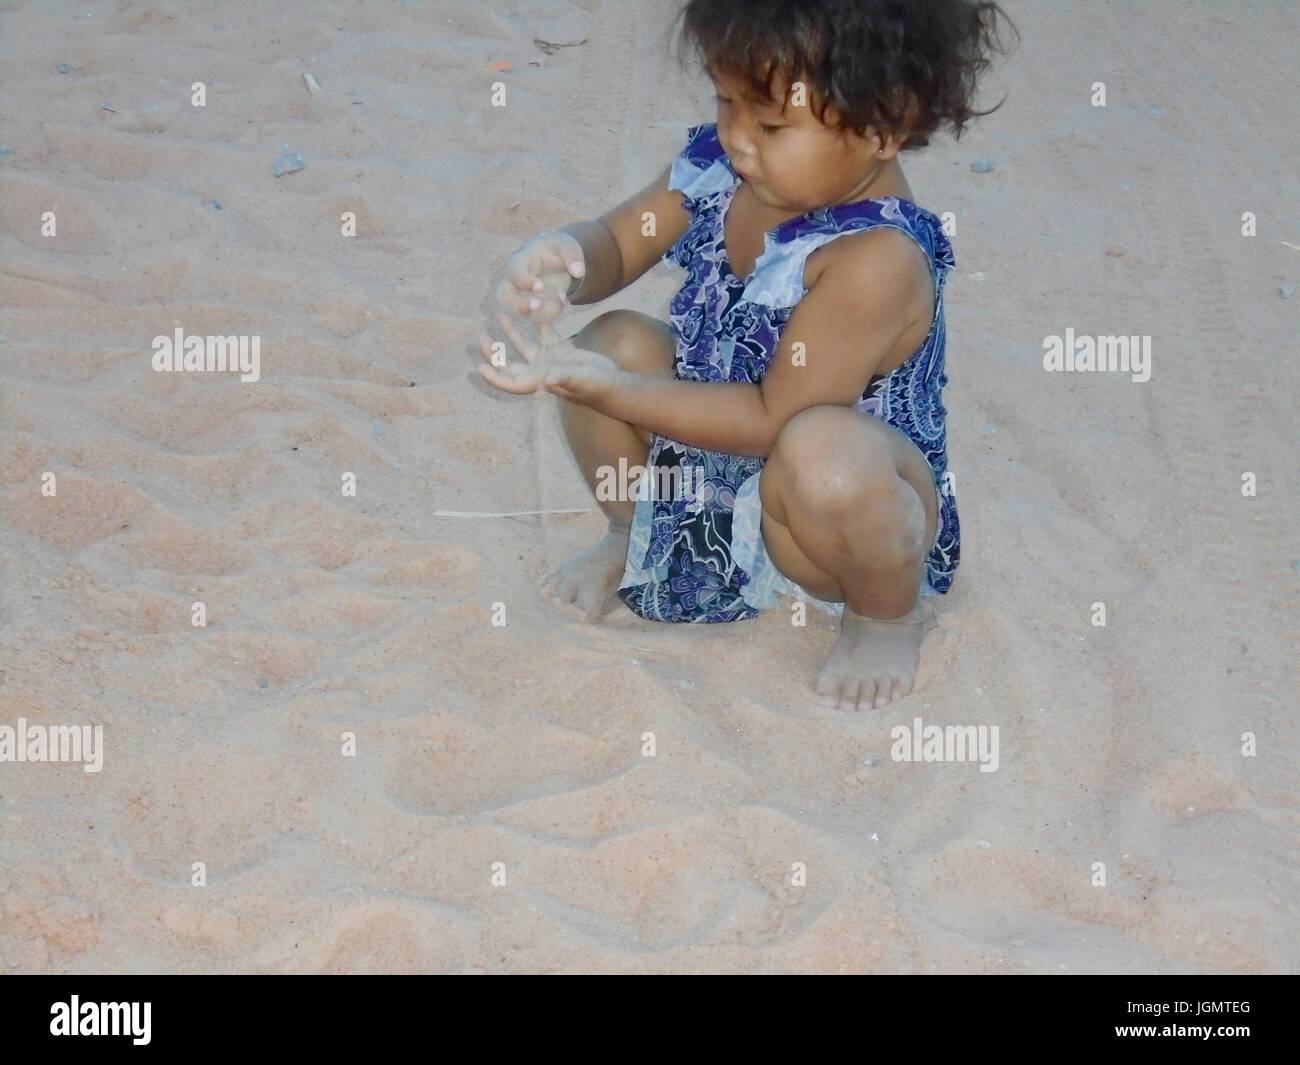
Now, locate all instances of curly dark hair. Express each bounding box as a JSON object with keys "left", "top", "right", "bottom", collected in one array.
[{"left": 671, "top": 0, "right": 1016, "bottom": 149}]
